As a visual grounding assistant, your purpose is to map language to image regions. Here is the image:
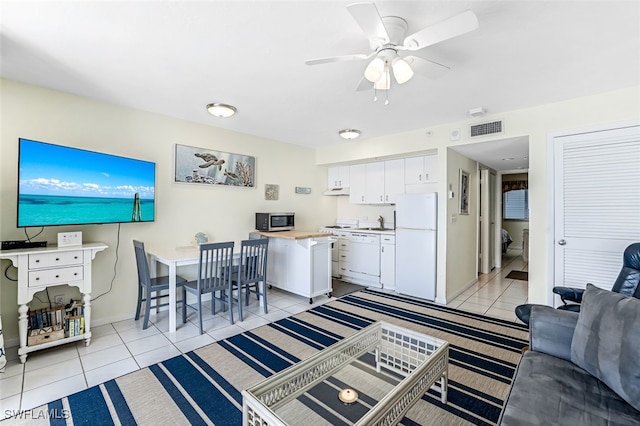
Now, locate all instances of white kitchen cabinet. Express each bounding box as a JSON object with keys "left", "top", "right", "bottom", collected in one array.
[
  {"left": 349, "top": 164, "right": 367, "bottom": 204},
  {"left": 383, "top": 159, "right": 405, "bottom": 204},
  {"left": 265, "top": 235, "right": 332, "bottom": 303},
  {"left": 327, "top": 165, "right": 350, "bottom": 189},
  {"left": 380, "top": 235, "right": 396, "bottom": 290},
  {"left": 365, "top": 161, "right": 385, "bottom": 203},
  {"left": 338, "top": 237, "right": 352, "bottom": 279},
  {"left": 405, "top": 155, "right": 438, "bottom": 185},
  {"left": 351, "top": 160, "right": 404, "bottom": 205}
]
